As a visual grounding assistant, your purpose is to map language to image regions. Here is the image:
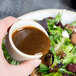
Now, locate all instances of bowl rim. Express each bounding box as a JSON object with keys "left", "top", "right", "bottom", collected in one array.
[
  {"left": 18, "top": 9, "right": 76, "bottom": 19},
  {"left": 18, "top": 9, "right": 76, "bottom": 26}
]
